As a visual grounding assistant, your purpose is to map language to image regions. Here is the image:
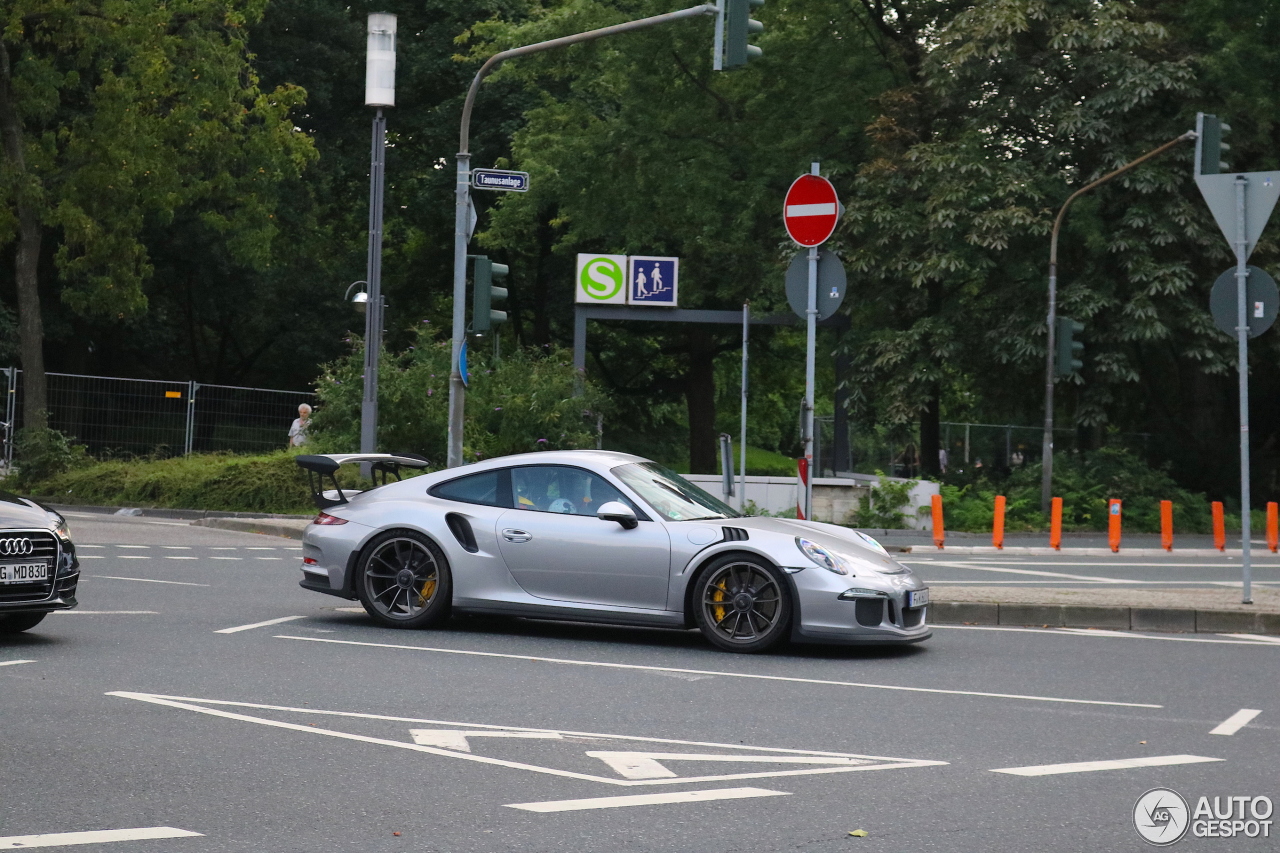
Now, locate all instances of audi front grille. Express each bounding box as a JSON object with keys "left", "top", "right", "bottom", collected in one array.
[{"left": 0, "top": 530, "right": 60, "bottom": 604}]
